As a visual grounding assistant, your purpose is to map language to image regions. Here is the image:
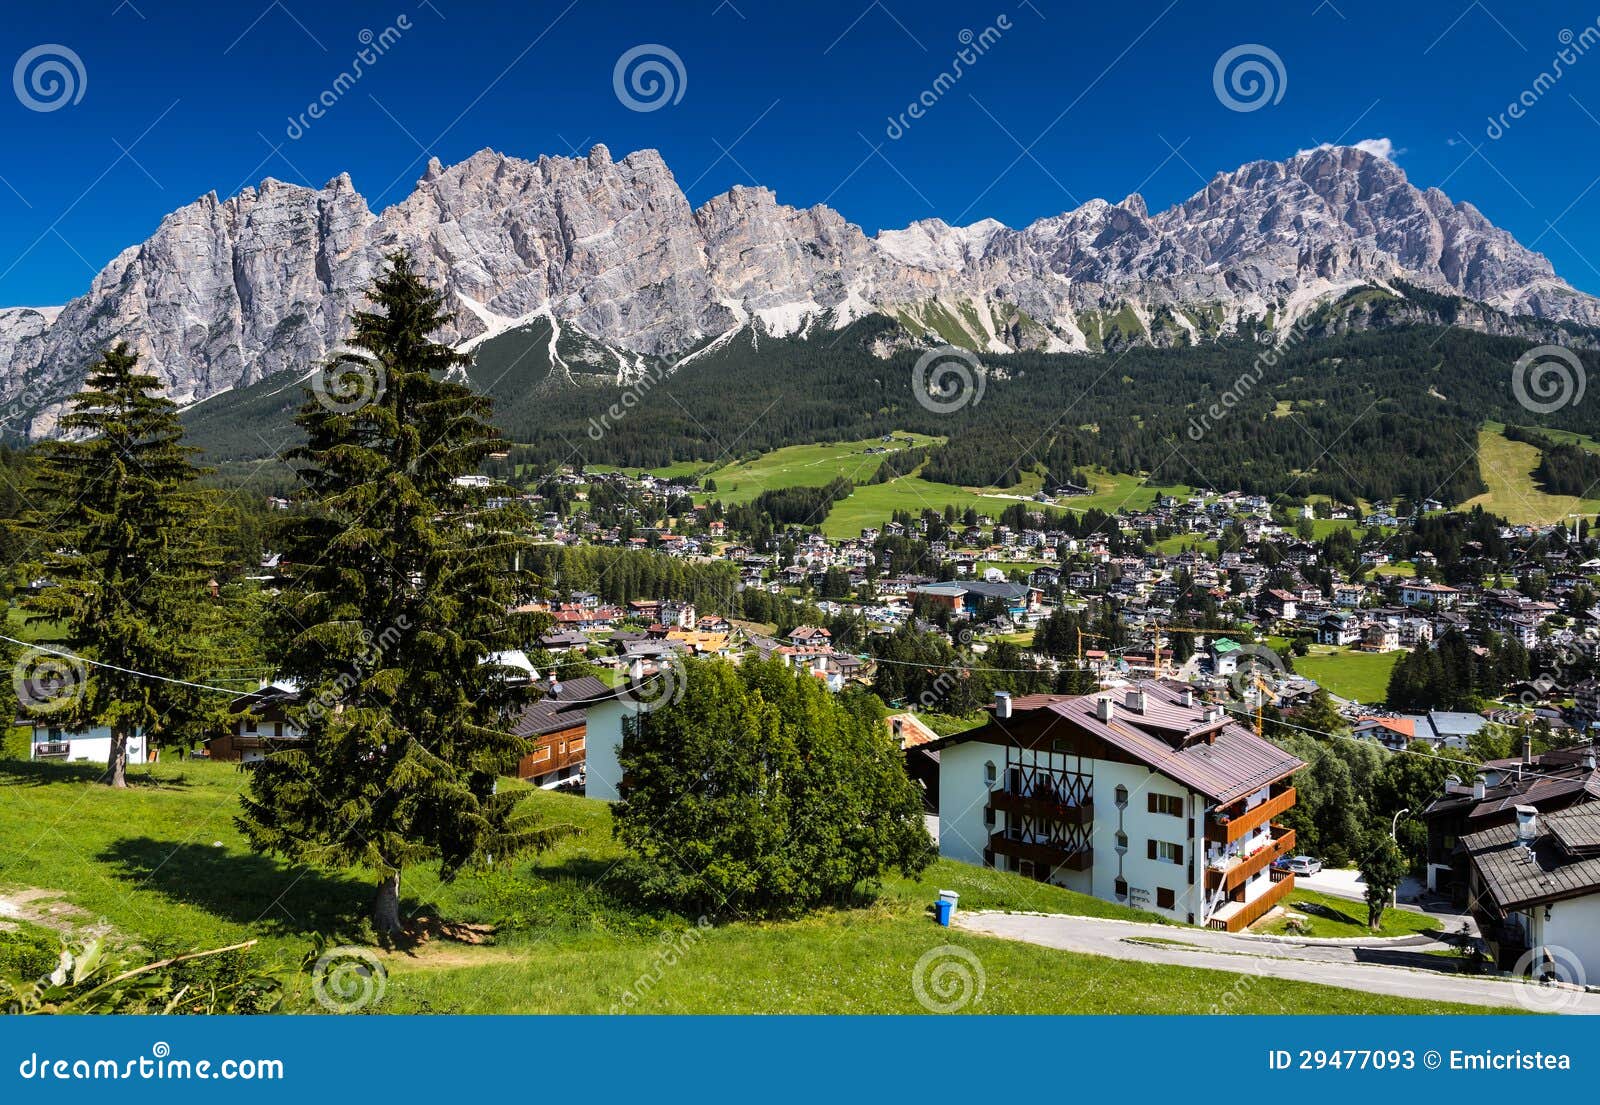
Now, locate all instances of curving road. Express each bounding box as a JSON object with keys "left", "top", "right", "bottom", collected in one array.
[{"left": 955, "top": 910, "right": 1600, "bottom": 1014}]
